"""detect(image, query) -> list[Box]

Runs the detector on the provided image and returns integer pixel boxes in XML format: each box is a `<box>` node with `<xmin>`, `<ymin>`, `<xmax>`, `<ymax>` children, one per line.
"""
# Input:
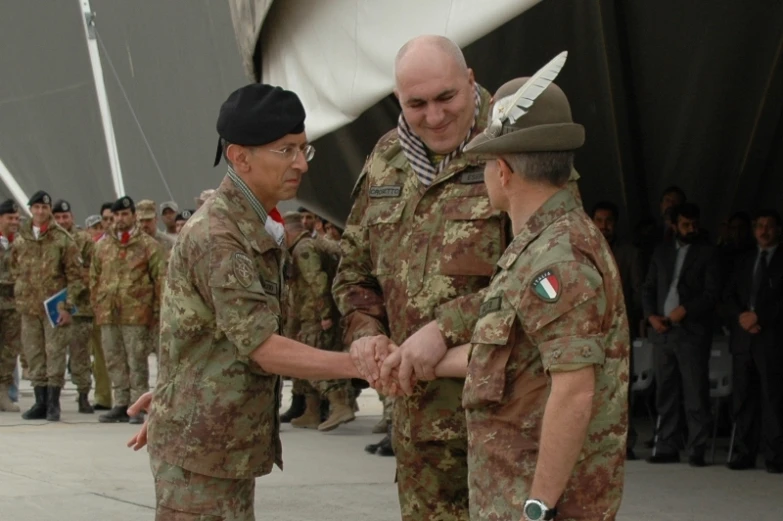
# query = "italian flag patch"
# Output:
<box><xmin>531</xmin><ymin>269</ymin><xmax>560</xmax><ymax>302</ymax></box>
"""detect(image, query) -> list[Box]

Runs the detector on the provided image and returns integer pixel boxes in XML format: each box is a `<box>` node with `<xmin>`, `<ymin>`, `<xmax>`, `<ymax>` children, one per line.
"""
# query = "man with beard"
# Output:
<box><xmin>91</xmin><ymin>196</ymin><xmax>164</xmax><ymax>424</ymax></box>
<box><xmin>159</xmin><ymin>201</ymin><xmax>179</xmax><ymax>237</ymax></box>
<box><xmin>643</xmin><ymin>202</ymin><xmax>720</xmax><ymax>466</ymax></box>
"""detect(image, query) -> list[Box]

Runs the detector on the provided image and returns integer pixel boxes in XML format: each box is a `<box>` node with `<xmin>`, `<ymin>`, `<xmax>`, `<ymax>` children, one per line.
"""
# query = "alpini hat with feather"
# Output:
<box><xmin>464</xmin><ymin>51</ymin><xmax>584</xmax><ymax>155</ymax></box>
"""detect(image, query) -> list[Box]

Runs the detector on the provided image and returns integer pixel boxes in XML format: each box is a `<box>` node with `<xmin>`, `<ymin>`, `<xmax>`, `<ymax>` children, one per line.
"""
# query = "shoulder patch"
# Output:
<box><xmin>531</xmin><ymin>269</ymin><xmax>561</xmax><ymax>303</ymax></box>
<box><xmin>232</xmin><ymin>252</ymin><xmax>255</xmax><ymax>288</ymax></box>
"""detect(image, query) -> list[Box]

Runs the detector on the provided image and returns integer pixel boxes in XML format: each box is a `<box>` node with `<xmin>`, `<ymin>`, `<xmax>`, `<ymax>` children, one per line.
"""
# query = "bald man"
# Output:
<box><xmin>333</xmin><ymin>35</ymin><xmax>506</xmax><ymax>521</ymax></box>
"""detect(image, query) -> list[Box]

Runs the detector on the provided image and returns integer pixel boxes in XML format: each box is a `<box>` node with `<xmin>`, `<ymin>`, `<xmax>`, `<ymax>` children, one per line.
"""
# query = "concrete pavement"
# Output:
<box><xmin>1</xmin><ymin>362</ymin><xmax>781</xmax><ymax>520</ymax></box>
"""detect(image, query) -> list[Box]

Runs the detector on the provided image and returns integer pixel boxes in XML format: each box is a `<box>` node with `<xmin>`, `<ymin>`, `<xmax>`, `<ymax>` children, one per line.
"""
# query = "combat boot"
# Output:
<box><xmin>318</xmin><ymin>389</ymin><xmax>356</xmax><ymax>432</ymax></box>
<box><xmin>0</xmin><ymin>385</ymin><xmax>20</xmax><ymax>412</ymax></box>
<box><xmin>22</xmin><ymin>386</ymin><xmax>47</xmax><ymax>420</ymax></box>
<box><xmin>280</xmin><ymin>392</ymin><xmax>305</xmax><ymax>423</ymax></box>
<box><xmin>129</xmin><ymin>412</ymin><xmax>145</xmax><ymax>425</ymax></box>
<box><xmin>46</xmin><ymin>386</ymin><xmax>61</xmax><ymax>422</ymax></box>
<box><xmin>78</xmin><ymin>393</ymin><xmax>94</xmax><ymax>414</ymax></box>
<box><xmin>98</xmin><ymin>405</ymin><xmax>130</xmax><ymax>423</ymax></box>
<box><xmin>290</xmin><ymin>395</ymin><xmax>321</xmax><ymax>429</ymax></box>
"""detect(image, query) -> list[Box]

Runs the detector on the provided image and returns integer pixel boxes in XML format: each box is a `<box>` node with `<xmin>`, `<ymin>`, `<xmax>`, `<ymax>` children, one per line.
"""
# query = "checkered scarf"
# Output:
<box><xmin>397</xmin><ymin>84</ymin><xmax>481</xmax><ymax>186</ymax></box>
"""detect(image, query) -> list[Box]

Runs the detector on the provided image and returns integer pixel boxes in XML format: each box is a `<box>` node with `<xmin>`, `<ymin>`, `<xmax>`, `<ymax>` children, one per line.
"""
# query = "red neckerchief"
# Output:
<box><xmin>120</xmin><ymin>231</ymin><xmax>130</xmax><ymax>245</ymax></box>
<box><xmin>269</xmin><ymin>207</ymin><xmax>284</xmax><ymax>224</ymax></box>
<box><xmin>0</xmin><ymin>232</ymin><xmax>13</xmax><ymax>243</ymax></box>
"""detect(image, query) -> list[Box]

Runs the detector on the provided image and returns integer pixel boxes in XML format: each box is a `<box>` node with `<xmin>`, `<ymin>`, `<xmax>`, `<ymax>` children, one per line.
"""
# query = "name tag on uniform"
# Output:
<box><xmin>479</xmin><ymin>296</ymin><xmax>502</xmax><ymax>318</ymax></box>
<box><xmin>262</xmin><ymin>280</ymin><xmax>278</xmax><ymax>295</ymax></box>
<box><xmin>369</xmin><ymin>185</ymin><xmax>402</xmax><ymax>198</ymax></box>
<box><xmin>459</xmin><ymin>171</ymin><xmax>484</xmax><ymax>184</ymax></box>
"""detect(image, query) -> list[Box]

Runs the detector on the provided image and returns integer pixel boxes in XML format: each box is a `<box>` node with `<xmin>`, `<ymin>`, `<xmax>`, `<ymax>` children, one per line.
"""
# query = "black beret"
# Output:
<box><xmin>52</xmin><ymin>199</ymin><xmax>72</xmax><ymax>214</ymax></box>
<box><xmin>213</xmin><ymin>83</ymin><xmax>306</xmax><ymax>166</ymax></box>
<box><xmin>297</xmin><ymin>206</ymin><xmax>309</xmax><ymax>213</ymax></box>
<box><xmin>0</xmin><ymin>199</ymin><xmax>19</xmax><ymax>215</ymax></box>
<box><xmin>28</xmin><ymin>190</ymin><xmax>52</xmax><ymax>206</ymax></box>
<box><xmin>176</xmin><ymin>209</ymin><xmax>194</xmax><ymax>221</ymax></box>
<box><xmin>111</xmin><ymin>196</ymin><xmax>135</xmax><ymax>213</ymax></box>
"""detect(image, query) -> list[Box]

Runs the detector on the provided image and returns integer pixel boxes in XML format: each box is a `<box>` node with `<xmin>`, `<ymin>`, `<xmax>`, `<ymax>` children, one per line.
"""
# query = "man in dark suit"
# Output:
<box><xmin>593</xmin><ymin>201</ymin><xmax>644</xmax><ymax>460</ymax></box>
<box><xmin>643</xmin><ymin>203</ymin><xmax>720</xmax><ymax>466</ymax></box>
<box><xmin>723</xmin><ymin>210</ymin><xmax>783</xmax><ymax>473</ymax></box>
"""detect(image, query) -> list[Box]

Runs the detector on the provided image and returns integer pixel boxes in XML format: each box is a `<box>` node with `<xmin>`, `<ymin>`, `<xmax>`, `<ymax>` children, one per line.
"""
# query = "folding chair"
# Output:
<box><xmin>708</xmin><ymin>336</ymin><xmax>736</xmax><ymax>464</ymax></box>
<box><xmin>631</xmin><ymin>338</ymin><xmax>655</xmax><ymax>422</ymax></box>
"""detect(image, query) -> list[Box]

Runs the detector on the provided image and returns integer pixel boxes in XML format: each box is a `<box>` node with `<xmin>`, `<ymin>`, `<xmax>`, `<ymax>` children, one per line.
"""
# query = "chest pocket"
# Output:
<box><xmin>463</xmin><ymin>294</ymin><xmax>517</xmax><ymax>409</ymax></box>
<box><xmin>441</xmin><ymin>196</ymin><xmax>503</xmax><ymax>277</ymax></box>
<box><xmin>363</xmin><ymin>200</ymin><xmax>406</xmax><ymax>275</ymax></box>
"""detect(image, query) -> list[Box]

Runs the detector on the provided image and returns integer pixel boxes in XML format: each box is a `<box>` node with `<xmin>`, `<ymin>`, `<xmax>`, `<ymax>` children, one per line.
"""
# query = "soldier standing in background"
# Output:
<box><xmin>194</xmin><ymin>189</ymin><xmax>215</xmax><ymax>209</ymax></box>
<box><xmin>0</xmin><ymin>199</ymin><xmax>21</xmax><ymax>412</ymax></box>
<box><xmin>159</xmin><ymin>201</ymin><xmax>179</xmax><ymax>237</ymax></box>
<box><xmin>13</xmin><ymin>191</ymin><xmax>85</xmax><ymax>422</ymax></box>
<box><xmin>282</xmin><ymin>212</ymin><xmax>355</xmax><ymax>431</ymax></box>
<box><xmin>91</xmin><ymin>196</ymin><xmax>164</xmax><ymax>425</ymax></box>
<box><xmin>174</xmin><ymin>210</ymin><xmax>193</xmax><ymax>234</ymax></box>
<box><xmin>136</xmin><ymin>200</ymin><xmax>176</xmax><ymax>259</ymax></box>
<box><xmin>84</xmin><ymin>214</ymin><xmax>112</xmax><ymax>410</ymax></box>
<box><xmin>52</xmin><ymin>200</ymin><xmax>94</xmax><ymax>413</ymax></box>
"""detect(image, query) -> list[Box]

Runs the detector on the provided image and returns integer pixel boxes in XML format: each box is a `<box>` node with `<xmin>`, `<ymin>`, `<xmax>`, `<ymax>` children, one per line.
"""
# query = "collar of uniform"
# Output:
<box><xmin>497</xmin><ymin>188</ymin><xmax>581</xmax><ymax>270</ymax></box>
<box><xmin>217</xmin><ymin>175</ymin><xmax>279</xmax><ymax>254</ymax></box>
<box><xmin>227</xmin><ymin>166</ymin><xmax>269</xmax><ymax>226</ymax></box>
<box><xmin>22</xmin><ymin>217</ymin><xmax>55</xmax><ymax>239</ymax></box>
<box><xmin>383</xmin><ymin>85</ymin><xmax>492</xmax><ymax>179</ymax></box>
<box><xmin>288</xmin><ymin>230</ymin><xmax>311</xmax><ymax>251</ymax></box>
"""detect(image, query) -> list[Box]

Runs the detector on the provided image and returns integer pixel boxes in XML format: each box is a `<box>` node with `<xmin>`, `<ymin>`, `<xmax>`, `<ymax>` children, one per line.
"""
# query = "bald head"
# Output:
<box><xmin>394</xmin><ymin>35</ymin><xmax>468</xmax><ymax>86</ymax></box>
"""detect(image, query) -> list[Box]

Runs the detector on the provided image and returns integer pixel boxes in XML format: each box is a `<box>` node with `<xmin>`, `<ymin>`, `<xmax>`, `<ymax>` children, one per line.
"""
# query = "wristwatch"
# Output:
<box><xmin>523</xmin><ymin>499</ymin><xmax>557</xmax><ymax>521</ymax></box>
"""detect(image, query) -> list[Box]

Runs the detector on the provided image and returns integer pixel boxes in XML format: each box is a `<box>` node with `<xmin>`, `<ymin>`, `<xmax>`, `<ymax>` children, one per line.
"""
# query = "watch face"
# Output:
<box><xmin>525</xmin><ymin>502</ymin><xmax>543</xmax><ymax>520</ymax></box>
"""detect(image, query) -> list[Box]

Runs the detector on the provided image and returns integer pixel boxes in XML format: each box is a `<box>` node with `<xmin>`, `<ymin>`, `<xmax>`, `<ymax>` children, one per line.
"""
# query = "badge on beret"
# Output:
<box><xmin>531</xmin><ymin>269</ymin><xmax>560</xmax><ymax>303</ymax></box>
<box><xmin>182</xmin><ymin>210</ymin><xmax>191</xmax><ymax>219</ymax></box>
<box><xmin>232</xmin><ymin>252</ymin><xmax>255</xmax><ymax>288</ymax></box>
<box><xmin>123</xmin><ymin>198</ymin><xmax>130</xmax><ymax>208</ymax></box>
<box><xmin>62</xmin><ymin>202</ymin><xmax>69</xmax><ymax>211</ymax></box>
<box><xmin>43</xmin><ymin>195</ymin><xmax>51</xmax><ymax>205</ymax></box>
<box><xmin>11</xmin><ymin>203</ymin><xmax>18</xmax><ymax>212</ymax></box>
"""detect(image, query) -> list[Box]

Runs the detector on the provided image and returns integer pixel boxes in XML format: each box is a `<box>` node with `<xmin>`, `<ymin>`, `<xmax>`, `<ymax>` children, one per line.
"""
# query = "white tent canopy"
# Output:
<box><xmin>229</xmin><ymin>0</ymin><xmax>541</xmax><ymax>141</ymax></box>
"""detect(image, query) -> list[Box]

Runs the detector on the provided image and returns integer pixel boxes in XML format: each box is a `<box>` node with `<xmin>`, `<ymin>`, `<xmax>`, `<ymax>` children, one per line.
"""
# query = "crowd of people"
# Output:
<box><xmin>1</xmin><ymin>33</ymin><xmax>781</xmax><ymax>521</ymax></box>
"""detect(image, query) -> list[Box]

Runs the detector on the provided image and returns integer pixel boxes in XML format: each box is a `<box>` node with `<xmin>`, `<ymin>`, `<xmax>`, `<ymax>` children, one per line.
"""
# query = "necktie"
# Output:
<box><xmin>750</xmin><ymin>250</ymin><xmax>768</xmax><ymax>310</ymax></box>
<box><xmin>121</xmin><ymin>231</ymin><xmax>130</xmax><ymax>245</ymax></box>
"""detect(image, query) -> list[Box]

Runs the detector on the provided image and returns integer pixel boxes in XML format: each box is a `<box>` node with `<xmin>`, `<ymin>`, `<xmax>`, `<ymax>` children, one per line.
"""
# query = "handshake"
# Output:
<box><xmin>349</xmin><ymin>321</ymin><xmax>451</xmax><ymax>396</ymax></box>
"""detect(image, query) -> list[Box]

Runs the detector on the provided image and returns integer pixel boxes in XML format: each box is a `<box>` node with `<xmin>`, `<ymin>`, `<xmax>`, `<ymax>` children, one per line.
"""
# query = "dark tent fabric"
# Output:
<box><xmin>281</xmin><ymin>0</ymin><xmax>783</xmax><ymax>238</ymax></box>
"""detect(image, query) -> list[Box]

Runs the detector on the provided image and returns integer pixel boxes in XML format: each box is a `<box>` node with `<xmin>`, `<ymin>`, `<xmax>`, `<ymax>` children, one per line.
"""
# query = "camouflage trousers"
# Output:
<box><xmin>92</xmin><ymin>323</ymin><xmax>112</xmax><ymax>407</ymax></box>
<box><xmin>20</xmin><ymin>314</ymin><xmax>69</xmax><ymax>388</ymax></box>
<box><xmin>393</xmin><ymin>434</ymin><xmax>469</xmax><ymax>521</ymax></box>
<box><xmin>0</xmin><ymin>309</ymin><xmax>21</xmax><ymax>386</ymax></box>
<box><xmin>292</xmin><ymin>324</ymin><xmax>349</xmax><ymax>397</ymax></box>
<box><xmin>65</xmin><ymin>317</ymin><xmax>93</xmax><ymax>393</ymax></box>
<box><xmin>101</xmin><ymin>325</ymin><xmax>150</xmax><ymax>406</ymax></box>
<box><xmin>151</xmin><ymin>456</ymin><xmax>255</xmax><ymax>521</ymax></box>
<box><xmin>382</xmin><ymin>394</ymin><xmax>395</xmax><ymax>422</ymax></box>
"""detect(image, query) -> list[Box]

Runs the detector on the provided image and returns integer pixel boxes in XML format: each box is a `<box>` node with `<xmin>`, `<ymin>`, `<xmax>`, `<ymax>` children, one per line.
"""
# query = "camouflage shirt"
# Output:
<box><xmin>11</xmin><ymin>219</ymin><xmax>85</xmax><ymax>317</ymax></box>
<box><xmin>90</xmin><ymin>227</ymin><xmax>163</xmax><ymax>326</ymax></box>
<box><xmin>285</xmin><ymin>231</ymin><xmax>338</xmax><ymax>336</ymax></box>
<box><xmin>332</xmin><ymin>86</ymin><xmax>512</xmax><ymax>442</ymax></box>
<box><xmin>69</xmin><ymin>227</ymin><xmax>95</xmax><ymax>317</ymax></box>
<box><xmin>0</xmin><ymin>233</ymin><xmax>15</xmax><ymax>310</ymax></box>
<box><xmin>147</xmin><ymin>175</ymin><xmax>285</xmax><ymax>480</ymax></box>
<box><xmin>463</xmin><ymin>189</ymin><xmax>629</xmax><ymax>521</ymax></box>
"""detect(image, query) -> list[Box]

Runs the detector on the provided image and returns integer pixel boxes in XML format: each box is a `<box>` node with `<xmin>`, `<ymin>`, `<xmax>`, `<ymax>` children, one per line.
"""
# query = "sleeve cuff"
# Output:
<box><xmin>540</xmin><ymin>336</ymin><xmax>605</xmax><ymax>373</ymax></box>
<box><xmin>434</xmin><ymin>295</ymin><xmax>477</xmax><ymax>347</ymax></box>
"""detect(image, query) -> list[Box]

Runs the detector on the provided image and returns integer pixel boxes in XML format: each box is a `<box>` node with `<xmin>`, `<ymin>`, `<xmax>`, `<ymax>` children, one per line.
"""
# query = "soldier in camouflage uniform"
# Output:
<box><xmin>0</xmin><ymin>199</ymin><xmax>22</xmax><ymax>412</ymax></box>
<box><xmin>136</xmin><ymin>199</ymin><xmax>176</xmax><ymax>359</ymax></box>
<box><xmin>91</xmin><ymin>196</ymin><xmax>164</xmax><ymax>425</ymax></box>
<box><xmin>381</xmin><ymin>66</ymin><xmax>630</xmax><ymax>521</ymax></box>
<box><xmin>52</xmin><ymin>199</ymin><xmax>94</xmax><ymax>413</ymax></box>
<box><xmin>127</xmin><ymin>84</ymin><xmax>361</xmax><ymax>521</ymax></box>
<box><xmin>282</xmin><ymin>212</ymin><xmax>354</xmax><ymax>431</ymax></box>
<box><xmin>12</xmin><ymin>191</ymin><xmax>86</xmax><ymax>422</ymax></box>
<box><xmin>85</xmin><ymin>214</ymin><xmax>113</xmax><ymax>410</ymax></box>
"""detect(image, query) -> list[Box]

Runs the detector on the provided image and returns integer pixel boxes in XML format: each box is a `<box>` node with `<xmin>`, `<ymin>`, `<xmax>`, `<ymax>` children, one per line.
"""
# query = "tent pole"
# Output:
<box><xmin>0</xmin><ymin>157</ymin><xmax>31</xmax><ymax>216</ymax></box>
<box><xmin>79</xmin><ymin>0</ymin><xmax>125</xmax><ymax>198</ymax></box>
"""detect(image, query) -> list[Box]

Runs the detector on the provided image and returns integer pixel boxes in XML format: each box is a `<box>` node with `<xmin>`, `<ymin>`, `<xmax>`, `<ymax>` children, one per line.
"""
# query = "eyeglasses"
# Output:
<box><xmin>266</xmin><ymin>144</ymin><xmax>316</xmax><ymax>163</ymax></box>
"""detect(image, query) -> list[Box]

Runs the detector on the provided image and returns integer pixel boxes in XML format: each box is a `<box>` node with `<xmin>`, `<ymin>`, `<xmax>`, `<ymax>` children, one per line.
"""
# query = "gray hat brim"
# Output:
<box><xmin>464</xmin><ymin>123</ymin><xmax>585</xmax><ymax>155</ymax></box>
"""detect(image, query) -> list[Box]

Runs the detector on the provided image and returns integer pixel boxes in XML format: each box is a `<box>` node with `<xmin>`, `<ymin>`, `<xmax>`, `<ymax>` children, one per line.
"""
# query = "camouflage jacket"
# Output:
<box><xmin>463</xmin><ymin>189</ymin><xmax>629</xmax><ymax>521</ymax></box>
<box><xmin>0</xmin><ymin>233</ymin><xmax>15</xmax><ymax>310</ymax></box>
<box><xmin>70</xmin><ymin>228</ymin><xmax>95</xmax><ymax>317</ymax></box>
<box><xmin>332</xmin><ymin>86</ymin><xmax>512</xmax><ymax>443</ymax></box>
<box><xmin>285</xmin><ymin>231</ymin><xmax>338</xmax><ymax>338</ymax></box>
<box><xmin>11</xmin><ymin>219</ymin><xmax>85</xmax><ymax>318</ymax></box>
<box><xmin>90</xmin><ymin>227</ymin><xmax>163</xmax><ymax>326</ymax></box>
<box><xmin>148</xmin><ymin>175</ymin><xmax>285</xmax><ymax>480</ymax></box>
